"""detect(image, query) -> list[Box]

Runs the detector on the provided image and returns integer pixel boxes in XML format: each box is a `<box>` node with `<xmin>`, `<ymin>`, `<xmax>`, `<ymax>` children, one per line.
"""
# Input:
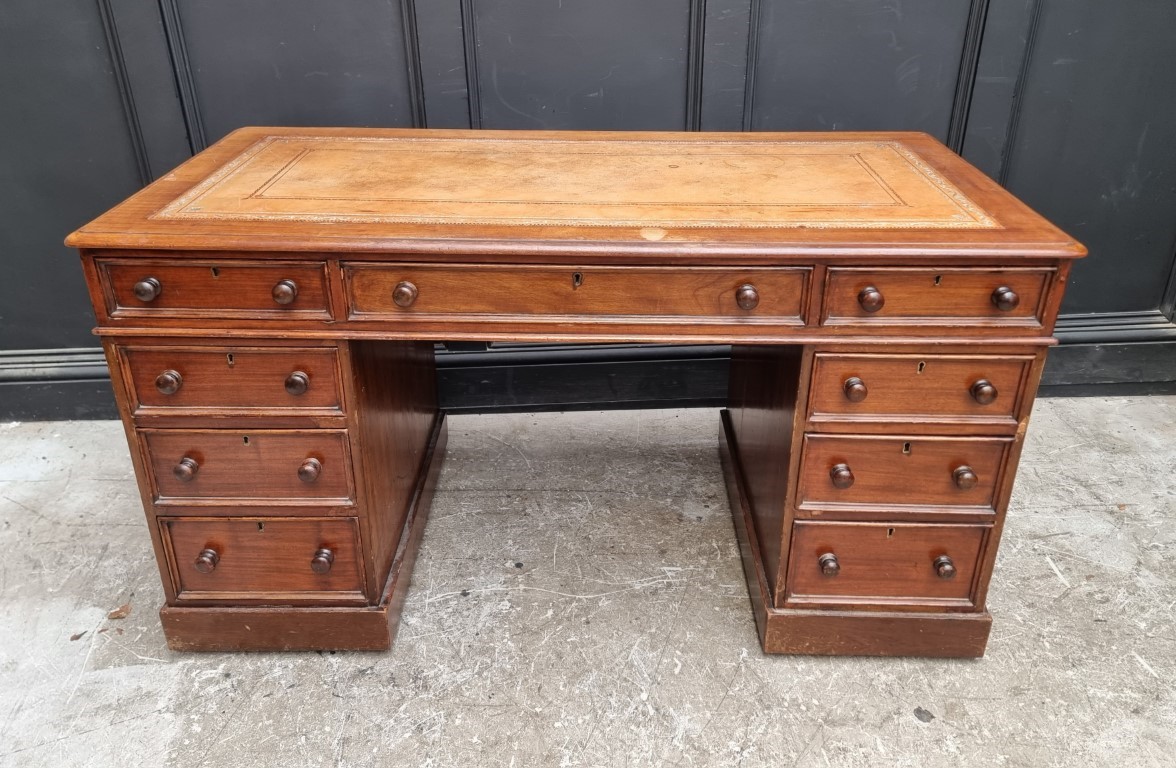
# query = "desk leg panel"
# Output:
<box><xmin>343</xmin><ymin>339</ymin><xmax>439</xmax><ymax>603</ymax></box>
<box><xmin>725</xmin><ymin>345</ymin><xmax>806</xmax><ymax>605</ymax></box>
<box><xmin>160</xmin><ymin>412</ymin><xmax>447</xmax><ymax>652</ymax></box>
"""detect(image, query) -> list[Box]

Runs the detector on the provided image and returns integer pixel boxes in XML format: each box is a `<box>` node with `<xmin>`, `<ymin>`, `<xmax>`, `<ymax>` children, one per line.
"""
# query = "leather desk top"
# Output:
<box><xmin>67</xmin><ymin>128</ymin><xmax>1084</xmax><ymax>261</ymax></box>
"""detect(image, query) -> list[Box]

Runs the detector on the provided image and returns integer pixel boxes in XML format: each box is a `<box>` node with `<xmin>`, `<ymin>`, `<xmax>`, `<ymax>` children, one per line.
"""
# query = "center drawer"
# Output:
<box><xmin>797</xmin><ymin>434</ymin><xmax>1011</xmax><ymax>512</ymax></box>
<box><xmin>141</xmin><ymin>429</ymin><xmax>354</xmax><ymax>503</ymax></box>
<box><xmin>344</xmin><ymin>264</ymin><xmax>810</xmax><ymax>323</ymax></box>
<box><xmin>161</xmin><ymin>517</ymin><xmax>365</xmax><ymax>604</ymax></box>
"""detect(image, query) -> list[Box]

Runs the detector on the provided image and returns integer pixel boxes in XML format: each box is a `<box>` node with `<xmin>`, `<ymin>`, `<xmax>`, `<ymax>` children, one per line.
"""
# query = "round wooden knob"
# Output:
<box><xmin>735</xmin><ymin>284</ymin><xmax>760</xmax><ymax>311</ymax></box>
<box><xmin>818</xmin><ymin>552</ymin><xmax>840</xmax><ymax>577</ymax></box>
<box><xmin>272</xmin><ymin>279</ymin><xmax>298</xmax><ymax>305</ymax></box>
<box><xmin>298</xmin><ymin>457</ymin><xmax>322</xmax><ymax>483</ymax></box>
<box><xmin>173</xmin><ymin>456</ymin><xmax>199</xmax><ymax>482</ymax></box>
<box><xmin>858</xmin><ymin>285</ymin><xmax>885</xmax><ymax>312</ymax></box>
<box><xmin>934</xmin><ymin>554</ymin><xmax>957</xmax><ymax>580</ymax></box>
<box><xmin>970</xmin><ymin>379</ymin><xmax>998</xmax><ymax>405</ymax></box>
<box><xmin>843</xmin><ymin>376</ymin><xmax>868</xmax><ymax>402</ymax></box>
<box><xmin>393</xmin><ymin>281</ymin><xmax>419</xmax><ymax>308</ymax></box>
<box><xmin>310</xmin><ymin>547</ymin><xmax>335</xmax><ymax>575</ymax></box>
<box><xmin>953</xmin><ymin>465</ymin><xmax>978</xmax><ymax>490</ymax></box>
<box><xmin>154</xmin><ymin>369</ymin><xmax>183</xmax><ymax>395</ymax></box>
<box><xmin>194</xmin><ymin>548</ymin><xmax>220</xmax><ymax>574</ymax></box>
<box><xmin>991</xmin><ymin>285</ymin><xmax>1019</xmax><ymax>311</ymax></box>
<box><xmin>133</xmin><ymin>277</ymin><xmax>161</xmax><ymax>303</ymax></box>
<box><xmin>284</xmin><ymin>371</ymin><xmax>310</xmax><ymax>396</ymax></box>
<box><xmin>829</xmin><ymin>463</ymin><xmax>854</xmax><ymax>489</ymax></box>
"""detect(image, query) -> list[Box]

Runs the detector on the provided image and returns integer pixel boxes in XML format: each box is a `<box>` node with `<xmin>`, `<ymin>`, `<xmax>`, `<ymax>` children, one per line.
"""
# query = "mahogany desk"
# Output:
<box><xmin>67</xmin><ymin>128</ymin><xmax>1084</xmax><ymax>657</ymax></box>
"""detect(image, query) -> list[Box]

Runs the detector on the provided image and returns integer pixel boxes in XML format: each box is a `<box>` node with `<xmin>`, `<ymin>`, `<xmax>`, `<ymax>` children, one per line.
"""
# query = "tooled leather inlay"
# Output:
<box><xmin>152</xmin><ymin>135</ymin><xmax>999</xmax><ymax>230</ymax></box>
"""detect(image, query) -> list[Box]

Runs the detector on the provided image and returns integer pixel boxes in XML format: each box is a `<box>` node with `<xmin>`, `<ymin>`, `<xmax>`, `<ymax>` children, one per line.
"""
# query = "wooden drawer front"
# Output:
<box><xmin>786</xmin><ymin>522</ymin><xmax>987</xmax><ymax>608</ymax></box>
<box><xmin>822</xmin><ymin>268</ymin><xmax>1051</xmax><ymax>328</ymax></box>
<box><xmin>98</xmin><ymin>259</ymin><xmax>331</xmax><ymax>319</ymax></box>
<box><xmin>798</xmin><ymin>435</ymin><xmax>1010</xmax><ymax>511</ymax></box>
<box><xmin>123</xmin><ymin>346</ymin><xmax>342</xmax><ymax>414</ymax></box>
<box><xmin>163</xmin><ymin>517</ymin><xmax>365</xmax><ymax>603</ymax></box>
<box><xmin>143</xmin><ymin>430</ymin><xmax>353</xmax><ymax>502</ymax></box>
<box><xmin>808</xmin><ymin>353</ymin><xmax>1032</xmax><ymax>429</ymax></box>
<box><xmin>345</xmin><ymin>264</ymin><xmax>809</xmax><ymax>323</ymax></box>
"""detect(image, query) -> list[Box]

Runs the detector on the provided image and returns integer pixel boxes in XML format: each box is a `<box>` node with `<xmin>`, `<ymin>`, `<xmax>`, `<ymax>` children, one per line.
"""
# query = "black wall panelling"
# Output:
<box><xmin>0</xmin><ymin>0</ymin><xmax>148</xmax><ymax>351</ymax></box>
<box><xmin>746</xmin><ymin>0</ymin><xmax>977</xmax><ymax>139</ymax></box>
<box><xmin>462</xmin><ymin>0</ymin><xmax>698</xmax><ymax>130</ymax></box>
<box><xmin>158</xmin><ymin>0</ymin><xmax>206</xmax><ymax>152</ymax></box>
<box><xmin>106</xmin><ymin>0</ymin><xmax>192</xmax><ymax>175</ymax></box>
<box><xmin>168</xmin><ymin>0</ymin><xmax>418</xmax><ymax>145</ymax></box>
<box><xmin>701</xmin><ymin>0</ymin><xmax>752</xmax><ymax>132</ymax></box>
<box><xmin>959</xmin><ymin>0</ymin><xmax>1040</xmax><ymax>181</ymax></box>
<box><xmin>994</xmin><ymin>2</ymin><xmax>1176</xmax><ymax>322</ymax></box>
<box><xmin>95</xmin><ymin>0</ymin><xmax>151</xmax><ymax>184</ymax></box>
<box><xmin>2</xmin><ymin>0</ymin><xmax>1174</xmax><ymax>419</ymax></box>
<box><xmin>399</xmin><ymin>0</ymin><xmax>427</xmax><ymax>127</ymax></box>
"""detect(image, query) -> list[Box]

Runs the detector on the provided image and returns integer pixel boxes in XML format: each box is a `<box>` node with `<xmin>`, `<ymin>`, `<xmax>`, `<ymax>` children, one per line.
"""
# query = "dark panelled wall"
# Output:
<box><xmin>2</xmin><ymin>0</ymin><xmax>1174</xmax><ymax>418</ymax></box>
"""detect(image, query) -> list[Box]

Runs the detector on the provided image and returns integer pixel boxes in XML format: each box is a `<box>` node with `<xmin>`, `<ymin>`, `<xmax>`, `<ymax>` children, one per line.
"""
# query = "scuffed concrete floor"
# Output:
<box><xmin>0</xmin><ymin>397</ymin><xmax>1173</xmax><ymax>767</ymax></box>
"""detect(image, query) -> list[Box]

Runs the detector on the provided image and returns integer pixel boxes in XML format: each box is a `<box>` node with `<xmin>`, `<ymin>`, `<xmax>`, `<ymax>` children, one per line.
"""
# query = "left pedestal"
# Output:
<box><xmin>103</xmin><ymin>338</ymin><xmax>443</xmax><ymax>652</ymax></box>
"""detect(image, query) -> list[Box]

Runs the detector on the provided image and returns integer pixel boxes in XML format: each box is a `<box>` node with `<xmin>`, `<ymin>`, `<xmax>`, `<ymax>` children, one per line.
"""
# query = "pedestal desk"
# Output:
<box><xmin>67</xmin><ymin>128</ymin><xmax>1084</xmax><ymax>657</ymax></box>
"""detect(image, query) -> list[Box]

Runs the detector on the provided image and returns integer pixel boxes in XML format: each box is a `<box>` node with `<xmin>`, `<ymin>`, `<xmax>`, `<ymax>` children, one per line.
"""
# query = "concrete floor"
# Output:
<box><xmin>0</xmin><ymin>396</ymin><xmax>1173</xmax><ymax>767</ymax></box>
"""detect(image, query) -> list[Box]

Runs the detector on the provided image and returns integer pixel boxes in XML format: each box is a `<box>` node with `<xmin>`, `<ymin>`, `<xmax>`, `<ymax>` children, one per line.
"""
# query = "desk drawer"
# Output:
<box><xmin>822</xmin><ymin>268</ymin><xmax>1051</xmax><ymax>328</ymax></box>
<box><xmin>344</xmin><ymin>264</ymin><xmax>809</xmax><ymax>323</ymax></box>
<box><xmin>785</xmin><ymin>521</ymin><xmax>987</xmax><ymax>609</ymax></box>
<box><xmin>162</xmin><ymin>517</ymin><xmax>365</xmax><ymax>603</ymax></box>
<box><xmin>142</xmin><ymin>429</ymin><xmax>354</xmax><ymax>503</ymax></box>
<box><xmin>121</xmin><ymin>345</ymin><xmax>343</xmax><ymax>415</ymax></box>
<box><xmin>97</xmin><ymin>259</ymin><xmax>331</xmax><ymax>319</ymax></box>
<box><xmin>808</xmin><ymin>352</ymin><xmax>1033</xmax><ymax>430</ymax></box>
<box><xmin>798</xmin><ymin>434</ymin><xmax>1010</xmax><ymax>511</ymax></box>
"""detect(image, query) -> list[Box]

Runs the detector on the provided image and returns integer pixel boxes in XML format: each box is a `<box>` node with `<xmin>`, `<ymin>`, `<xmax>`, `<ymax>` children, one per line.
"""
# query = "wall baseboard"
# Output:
<box><xmin>0</xmin><ymin>349</ymin><xmax>119</xmax><ymax>421</ymax></box>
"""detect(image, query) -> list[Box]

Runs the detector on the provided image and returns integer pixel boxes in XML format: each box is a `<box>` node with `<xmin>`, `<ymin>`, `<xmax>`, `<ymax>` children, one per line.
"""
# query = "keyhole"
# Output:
<box><xmin>257</xmin><ymin>522</ymin><xmax>265</xmax><ymax>531</ymax></box>
<box><xmin>226</xmin><ymin>353</ymin><xmax>235</xmax><ymax>367</ymax></box>
<box><xmin>572</xmin><ymin>272</ymin><xmax>584</xmax><ymax>289</ymax></box>
<box><xmin>902</xmin><ymin>442</ymin><xmax>911</xmax><ymax>455</ymax></box>
<box><xmin>887</xmin><ymin>527</ymin><xmax>895</xmax><ymax>538</ymax></box>
<box><xmin>933</xmin><ymin>275</ymin><xmax>942</xmax><ymax>286</ymax></box>
<box><xmin>242</xmin><ymin>436</ymin><xmax>250</xmax><ymax>446</ymax></box>
<box><xmin>211</xmin><ymin>267</ymin><xmax>220</xmax><ymax>278</ymax></box>
<box><xmin>917</xmin><ymin>361</ymin><xmax>926</xmax><ymax>374</ymax></box>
